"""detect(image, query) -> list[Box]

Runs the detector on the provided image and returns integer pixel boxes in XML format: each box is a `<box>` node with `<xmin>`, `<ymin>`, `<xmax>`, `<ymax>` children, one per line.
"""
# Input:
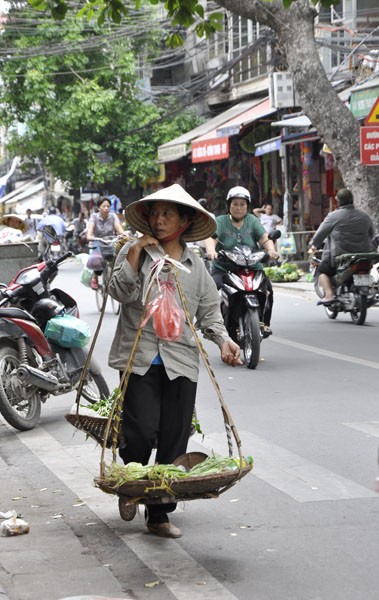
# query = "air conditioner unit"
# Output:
<box><xmin>269</xmin><ymin>72</ymin><xmax>297</xmax><ymax>108</ymax></box>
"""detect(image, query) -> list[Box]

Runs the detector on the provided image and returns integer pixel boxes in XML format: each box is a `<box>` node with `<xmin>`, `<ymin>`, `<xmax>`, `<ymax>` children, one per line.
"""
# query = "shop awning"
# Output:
<box><xmin>191</xmin><ymin>97</ymin><xmax>276</xmax><ymax>163</ymax></box>
<box><xmin>8</xmin><ymin>180</ymin><xmax>46</xmax><ymax>213</ymax></box>
<box><xmin>271</xmin><ymin>115</ymin><xmax>312</xmax><ymax>128</ymax></box>
<box><xmin>281</xmin><ymin>129</ymin><xmax>320</xmax><ymax>145</ymax></box>
<box><xmin>255</xmin><ymin>136</ymin><xmax>281</xmax><ymax>156</ymax></box>
<box><xmin>157</xmin><ymin>101</ymin><xmax>254</xmax><ymax>163</ymax></box>
<box><xmin>216</xmin><ymin>97</ymin><xmax>275</xmax><ymax>137</ymax></box>
<box><xmin>0</xmin><ymin>177</ymin><xmax>43</xmax><ymax>206</ymax></box>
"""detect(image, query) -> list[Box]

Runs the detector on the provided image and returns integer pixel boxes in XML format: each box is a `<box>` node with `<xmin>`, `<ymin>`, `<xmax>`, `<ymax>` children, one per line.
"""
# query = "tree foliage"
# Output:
<box><xmin>19</xmin><ymin>0</ymin><xmax>379</xmax><ymax>217</ymax></box>
<box><xmin>0</xmin><ymin>4</ymin><xmax>201</xmax><ymax>190</ymax></box>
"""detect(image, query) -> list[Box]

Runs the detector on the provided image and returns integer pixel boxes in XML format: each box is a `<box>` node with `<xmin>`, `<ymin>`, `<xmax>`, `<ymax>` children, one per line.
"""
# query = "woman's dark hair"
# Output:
<box><xmin>97</xmin><ymin>196</ymin><xmax>111</xmax><ymax>208</ymax></box>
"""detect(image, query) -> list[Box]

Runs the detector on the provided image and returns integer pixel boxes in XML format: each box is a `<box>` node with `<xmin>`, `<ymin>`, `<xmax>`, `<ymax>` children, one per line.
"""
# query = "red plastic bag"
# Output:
<box><xmin>141</xmin><ymin>281</ymin><xmax>184</xmax><ymax>342</ymax></box>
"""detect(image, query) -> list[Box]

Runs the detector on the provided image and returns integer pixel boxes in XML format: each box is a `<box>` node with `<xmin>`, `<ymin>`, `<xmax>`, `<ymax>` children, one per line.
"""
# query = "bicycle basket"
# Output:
<box><xmin>99</xmin><ymin>244</ymin><xmax>115</xmax><ymax>260</ymax></box>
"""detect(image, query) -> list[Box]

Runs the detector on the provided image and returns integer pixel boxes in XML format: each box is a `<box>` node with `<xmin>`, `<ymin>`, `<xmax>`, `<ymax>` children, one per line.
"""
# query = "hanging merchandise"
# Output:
<box><xmin>140</xmin><ymin>255</ymin><xmax>190</xmax><ymax>342</ymax></box>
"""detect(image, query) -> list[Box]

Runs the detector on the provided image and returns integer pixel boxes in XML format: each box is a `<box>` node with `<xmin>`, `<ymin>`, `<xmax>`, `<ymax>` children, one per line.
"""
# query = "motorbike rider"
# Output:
<box><xmin>205</xmin><ymin>186</ymin><xmax>278</xmax><ymax>336</ymax></box>
<box><xmin>309</xmin><ymin>188</ymin><xmax>376</xmax><ymax>306</ymax></box>
<box><xmin>37</xmin><ymin>208</ymin><xmax>67</xmax><ymax>260</ymax></box>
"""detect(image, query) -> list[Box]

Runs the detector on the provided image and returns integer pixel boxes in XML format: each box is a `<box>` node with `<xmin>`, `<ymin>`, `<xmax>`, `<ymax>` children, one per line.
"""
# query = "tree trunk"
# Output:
<box><xmin>218</xmin><ymin>0</ymin><xmax>379</xmax><ymax>223</ymax></box>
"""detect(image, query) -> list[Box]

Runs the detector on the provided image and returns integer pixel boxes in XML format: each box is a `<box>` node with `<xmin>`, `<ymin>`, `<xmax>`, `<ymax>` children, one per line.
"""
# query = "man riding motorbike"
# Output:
<box><xmin>309</xmin><ymin>188</ymin><xmax>376</xmax><ymax>306</ymax></box>
<box><xmin>205</xmin><ymin>186</ymin><xmax>278</xmax><ymax>336</ymax></box>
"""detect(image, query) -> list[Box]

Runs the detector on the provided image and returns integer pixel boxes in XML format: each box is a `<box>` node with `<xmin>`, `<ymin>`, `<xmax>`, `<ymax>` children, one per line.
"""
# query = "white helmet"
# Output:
<box><xmin>226</xmin><ymin>186</ymin><xmax>251</xmax><ymax>204</ymax></box>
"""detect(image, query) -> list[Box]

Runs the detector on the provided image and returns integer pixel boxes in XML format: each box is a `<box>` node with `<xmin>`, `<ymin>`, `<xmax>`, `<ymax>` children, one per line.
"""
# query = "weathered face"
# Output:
<box><xmin>229</xmin><ymin>198</ymin><xmax>248</xmax><ymax>221</ymax></box>
<box><xmin>8</xmin><ymin>217</ymin><xmax>23</xmax><ymax>229</ymax></box>
<box><xmin>148</xmin><ymin>201</ymin><xmax>187</xmax><ymax>241</ymax></box>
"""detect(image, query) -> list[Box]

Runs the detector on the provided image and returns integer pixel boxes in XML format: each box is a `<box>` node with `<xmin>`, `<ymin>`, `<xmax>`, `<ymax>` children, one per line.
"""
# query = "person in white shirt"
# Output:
<box><xmin>253</xmin><ymin>204</ymin><xmax>282</xmax><ymax>234</ymax></box>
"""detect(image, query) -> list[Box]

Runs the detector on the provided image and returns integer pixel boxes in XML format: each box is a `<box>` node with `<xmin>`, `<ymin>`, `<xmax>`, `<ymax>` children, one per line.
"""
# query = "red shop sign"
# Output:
<box><xmin>191</xmin><ymin>137</ymin><xmax>229</xmax><ymax>163</ymax></box>
<box><xmin>360</xmin><ymin>126</ymin><xmax>379</xmax><ymax>166</ymax></box>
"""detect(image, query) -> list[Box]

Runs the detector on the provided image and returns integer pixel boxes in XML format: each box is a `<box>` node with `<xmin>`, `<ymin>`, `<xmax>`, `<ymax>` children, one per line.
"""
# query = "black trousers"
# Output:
<box><xmin>119</xmin><ymin>365</ymin><xmax>197</xmax><ymax>524</ymax></box>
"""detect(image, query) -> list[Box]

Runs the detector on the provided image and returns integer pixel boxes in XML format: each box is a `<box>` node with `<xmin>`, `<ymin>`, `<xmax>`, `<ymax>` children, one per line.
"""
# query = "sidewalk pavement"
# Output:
<box><xmin>0</xmin><ymin>277</ymin><xmax>315</xmax><ymax>600</ymax></box>
<box><xmin>271</xmin><ymin>278</ymin><xmax>315</xmax><ymax>295</ymax></box>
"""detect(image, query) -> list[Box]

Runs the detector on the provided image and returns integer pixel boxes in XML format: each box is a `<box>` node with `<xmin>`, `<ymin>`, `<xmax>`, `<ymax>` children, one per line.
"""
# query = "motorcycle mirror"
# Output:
<box><xmin>268</xmin><ymin>229</ymin><xmax>281</xmax><ymax>241</ymax></box>
<box><xmin>42</xmin><ymin>225</ymin><xmax>57</xmax><ymax>244</ymax></box>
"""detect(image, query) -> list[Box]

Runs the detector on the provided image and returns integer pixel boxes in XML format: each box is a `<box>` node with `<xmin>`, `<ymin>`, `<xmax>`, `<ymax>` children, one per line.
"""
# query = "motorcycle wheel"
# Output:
<box><xmin>350</xmin><ymin>294</ymin><xmax>367</xmax><ymax>325</ymax></box>
<box><xmin>0</xmin><ymin>346</ymin><xmax>41</xmax><ymax>431</ymax></box>
<box><xmin>81</xmin><ymin>371</ymin><xmax>110</xmax><ymax>404</ymax></box>
<box><xmin>242</xmin><ymin>311</ymin><xmax>261</xmax><ymax>370</ymax></box>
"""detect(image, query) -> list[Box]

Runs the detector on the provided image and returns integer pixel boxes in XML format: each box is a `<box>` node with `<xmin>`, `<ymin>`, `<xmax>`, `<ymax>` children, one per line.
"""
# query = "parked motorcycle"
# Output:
<box><xmin>65</xmin><ymin>223</ymin><xmax>88</xmax><ymax>255</ymax></box>
<box><xmin>0</xmin><ymin>226</ymin><xmax>109</xmax><ymax>431</ymax></box>
<box><xmin>217</xmin><ymin>230</ymin><xmax>281</xmax><ymax>369</ymax></box>
<box><xmin>310</xmin><ymin>249</ymin><xmax>379</xmax><ymax>325</ymax></box>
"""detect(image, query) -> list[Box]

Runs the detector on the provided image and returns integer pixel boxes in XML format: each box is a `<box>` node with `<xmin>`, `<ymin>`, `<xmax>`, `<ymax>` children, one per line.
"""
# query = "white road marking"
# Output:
<box><xmin>192</xmin><ymin>431</ymin><xmax>377</xmax><ymax>502</ymax></box>
<box><xmin>344</xmin><ymin>421</ymin><xmax>379</xmax><ymax>438</ymax></box>
<box><xmin>19</xmin><ymin>428</ymin><xmax>239</xmax><ymax>600</ymax></box>
<box><xmin>272</xmin><ymin>336</ymin><xmax>379</xmax><ymax>370</ymax></box>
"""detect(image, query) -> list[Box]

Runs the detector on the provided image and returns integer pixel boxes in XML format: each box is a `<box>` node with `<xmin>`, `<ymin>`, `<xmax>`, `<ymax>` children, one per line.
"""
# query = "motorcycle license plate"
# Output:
<box><xmin>52</xmin><ymin>244</ymin><xmax>61</xmax><ymax>252</ymax></box>
<box><xmin>353</xmin><ymin>274</ymin><xmax>373</xmax><ymax>286</ymax></box>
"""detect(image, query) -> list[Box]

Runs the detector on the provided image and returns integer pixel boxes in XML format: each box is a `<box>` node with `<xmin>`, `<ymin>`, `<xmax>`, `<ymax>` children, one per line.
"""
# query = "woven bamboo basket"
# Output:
<box><xmin>94</xmin><ymin>457</ymin><xmax>252</xmax><ymax>504</ymax></box>
<box><xmin>65</xmin><ymin>413</ymin><xmax>116</xmax><ymax>448</ymax></box>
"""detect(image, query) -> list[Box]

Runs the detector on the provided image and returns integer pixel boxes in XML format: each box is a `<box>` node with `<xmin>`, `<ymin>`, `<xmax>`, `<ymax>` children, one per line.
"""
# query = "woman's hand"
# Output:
<box><xmin>131</xmin><ymin>234</ymin><xmax>159</xmax><ymax>249</ymax></box>
<box><xmin>207</xmin><ymin>249</ymin><xmax>218</xmax><ymax>261</ymax></box>
<box><xmin>268</xmin><ymin>249</ymin><xmax>278</xmax><ymax>260</ymax></box>
<box><xmin>126</xmin><ymin>234</ymin><xmax>159</xmax><ymax>271</ymax></box>
<box><xmin>220</xmin><ymin>341</ymin><xmax>243</xmax><ymax>366</ymax></box>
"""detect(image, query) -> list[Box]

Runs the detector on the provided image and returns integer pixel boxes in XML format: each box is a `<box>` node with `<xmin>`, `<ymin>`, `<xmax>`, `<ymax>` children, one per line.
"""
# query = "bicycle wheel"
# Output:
<box><xmin>103</xmin><ymin>261</ymin><xmax>120</xmax><ymax>315</ymax></box>
<box><xmin>110</xmin><ymin>297</ymin><xmax>120</xmax><ymax>315</ymax></box>
<box><xmin>95</xmin><ymin>281</ymin><xmax>105</xmax><ymax>312</ymax></box>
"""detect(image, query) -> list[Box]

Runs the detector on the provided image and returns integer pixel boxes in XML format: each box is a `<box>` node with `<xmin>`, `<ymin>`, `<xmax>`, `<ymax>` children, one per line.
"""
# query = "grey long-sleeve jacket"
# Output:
<box><xmin>107</xmin><ymin>241</ymin><xmax>232</xmax><ymax>382</ymax></box>
<box><xmin>311</xmin><ymin>204</ymin><xmax>375</xmax><ymax>265</ymax></box>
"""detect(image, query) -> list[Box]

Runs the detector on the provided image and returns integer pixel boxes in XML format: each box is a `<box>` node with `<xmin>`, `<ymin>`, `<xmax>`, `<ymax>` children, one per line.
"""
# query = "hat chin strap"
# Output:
<box><xmin>158</xmin><ymin>221</ymin><xmax>192</xmax><ymax>243</ymax></box>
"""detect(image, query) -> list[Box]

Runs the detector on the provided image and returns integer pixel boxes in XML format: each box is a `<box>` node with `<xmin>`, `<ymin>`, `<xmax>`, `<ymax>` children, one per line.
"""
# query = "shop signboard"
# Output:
<box><xmin>350</xmin><ymin>86</ymin><xmax>379</xmax><ymax>119</ymax></box>
<box><xmin>360</xmin><ymin>126</ymin><xmax>379</xmax><ymax>166</ymax></box>
<box><xmin>157</xmin><ymin>143</ymin><xmax>188</xmax><ymax>163</ymax></box>
<box><xmin>191</xmin><ymin>137</ymin><xmax>229</xmax><ymax>163</ymax></box>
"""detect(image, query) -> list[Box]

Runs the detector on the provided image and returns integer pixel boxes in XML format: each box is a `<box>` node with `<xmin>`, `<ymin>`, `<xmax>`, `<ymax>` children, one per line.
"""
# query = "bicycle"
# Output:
<box><xmin>89</xmin><ymin>238</ymin><xmax>120</xmax><ymax>315</ymax></box>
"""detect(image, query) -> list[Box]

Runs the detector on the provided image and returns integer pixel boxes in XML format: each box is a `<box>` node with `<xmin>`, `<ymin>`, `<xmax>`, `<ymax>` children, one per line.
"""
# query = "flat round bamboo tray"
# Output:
<box><xmin>65</xmin><ymin>413</ymin><xmax>116</xmax><ymax>448</ymax></box>
<box><xmin>94</xmin><ymin>463</ymin><xmax>252</xmax><ymax>504</ymax></box>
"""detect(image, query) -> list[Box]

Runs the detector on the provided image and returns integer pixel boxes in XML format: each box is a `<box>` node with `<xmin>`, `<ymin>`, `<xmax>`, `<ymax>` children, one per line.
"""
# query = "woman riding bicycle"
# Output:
<box><xmin>86</xmin><ymin>196</ymin><xmax>125</xmax><ymax>289</ymax></box>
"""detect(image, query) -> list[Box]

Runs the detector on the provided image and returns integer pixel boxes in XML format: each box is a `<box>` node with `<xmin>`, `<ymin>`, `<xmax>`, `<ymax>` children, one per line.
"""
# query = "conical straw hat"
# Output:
<box><xmin>124</xmin><ymin>184</ymin><xmax>216</xmax><ymax>242</ymax></box>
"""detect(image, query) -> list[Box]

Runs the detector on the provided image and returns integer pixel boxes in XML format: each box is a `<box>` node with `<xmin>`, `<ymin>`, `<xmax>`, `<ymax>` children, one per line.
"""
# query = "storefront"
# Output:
<box><xmin>188</xmin><ymin>97</ymin><xmax>278</xmax><ymax>214</ymax></box>
<box><xmin>156</xmin><ymin>98</ymin><xmax>278</xmax><ymax>210</ymax></box>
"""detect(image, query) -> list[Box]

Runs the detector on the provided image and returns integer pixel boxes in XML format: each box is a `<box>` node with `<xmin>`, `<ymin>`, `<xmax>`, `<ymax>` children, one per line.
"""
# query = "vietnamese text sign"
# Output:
<box><xmin>191</xmin><ymin>137</ymin><xmax>229</xmax><ymax>163</ymax></box>
<box><xmin>360</xmin><ymin>126</ymin><xmax>379</xmax><ymax>166</ymax></box>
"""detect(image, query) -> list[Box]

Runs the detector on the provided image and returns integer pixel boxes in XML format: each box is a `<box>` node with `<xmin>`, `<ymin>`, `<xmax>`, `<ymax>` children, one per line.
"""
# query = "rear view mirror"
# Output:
<box><xmin>268</xmin><ymin>229</ymin><xmax>281</xmax><ymax>241</ymax></box>
<box><xmin>42</xmin><ymin>225</ymin><xmax>57</xmax><ymax>244</ymax></box>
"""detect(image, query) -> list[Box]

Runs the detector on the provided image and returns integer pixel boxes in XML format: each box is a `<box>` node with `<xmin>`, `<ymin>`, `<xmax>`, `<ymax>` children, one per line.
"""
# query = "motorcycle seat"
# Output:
<box><xmin>0</xmin><ymin>307</ymin><xmax>37</xmax><ymax>322</ymax></box>
<box><xmin>336</xmin><ymin>252</ymin><xmax>378</xmax><ymax>265</ymax></box>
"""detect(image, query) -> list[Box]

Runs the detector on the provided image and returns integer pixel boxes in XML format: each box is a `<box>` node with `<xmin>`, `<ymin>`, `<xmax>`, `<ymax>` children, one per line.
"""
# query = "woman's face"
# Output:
<box><xmin>99</xmin><ymin>200</ymin><xmax>111</xmax><ymax>215</ymax></box>
<box><xmin>229</xmin><ymin>198</ymin><xmax>249</xmax><ymax>221</ymax></box>
<box><xmin>148</xmin><ymin>201</ymin><xmax>187</xmax><ymax>241</ymax></box>
<box><xmin>7</xmin><ymin>217</ymin><xmax>23</xmax><ymax>229</ymax></box>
